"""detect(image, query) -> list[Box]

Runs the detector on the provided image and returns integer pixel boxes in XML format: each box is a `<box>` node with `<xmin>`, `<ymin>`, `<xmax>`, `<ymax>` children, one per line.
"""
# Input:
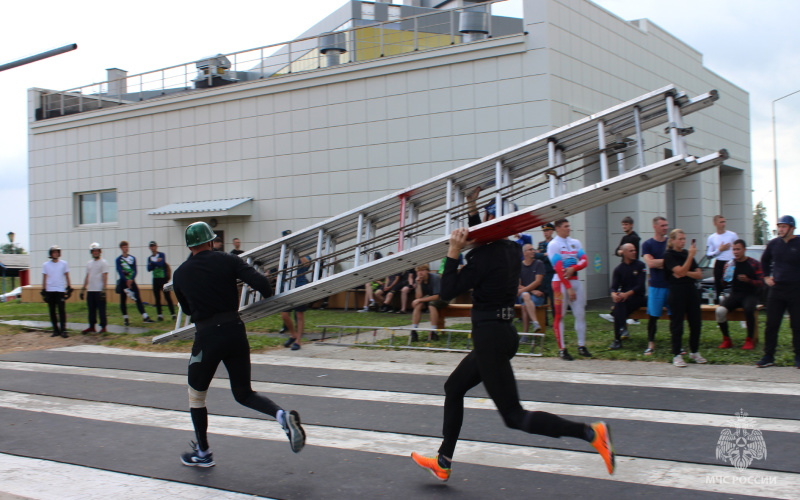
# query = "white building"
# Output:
<box><xmin>27</xmin><ymin>0</ymin><xmax>750</xmax><ymax>299</ymax></box>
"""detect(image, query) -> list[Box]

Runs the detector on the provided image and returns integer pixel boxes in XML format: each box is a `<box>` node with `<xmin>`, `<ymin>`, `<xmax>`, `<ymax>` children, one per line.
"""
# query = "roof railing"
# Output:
<box><xmin>37</xmin><ymin>0</ymin><xmax>523</xmax><ymax>120</ymax></box>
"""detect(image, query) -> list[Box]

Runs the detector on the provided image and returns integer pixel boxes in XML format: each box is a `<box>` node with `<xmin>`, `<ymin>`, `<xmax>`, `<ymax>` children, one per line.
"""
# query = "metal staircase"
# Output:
<box><xmin>154</xmin><ymin>84</ymin><xmax>727</xmax><ymax>343</ymax></box>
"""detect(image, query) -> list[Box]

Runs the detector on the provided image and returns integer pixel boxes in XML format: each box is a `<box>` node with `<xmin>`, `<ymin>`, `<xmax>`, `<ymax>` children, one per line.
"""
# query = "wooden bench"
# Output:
<box><xmin>629</xmin><ymin>304</ymin><xmax>763</xmax><ymax>343</ymax></box>
<box><xmin>436</xmin><ymin>303</ymin><xmax>547</xmax><ymax>333</ymax></box>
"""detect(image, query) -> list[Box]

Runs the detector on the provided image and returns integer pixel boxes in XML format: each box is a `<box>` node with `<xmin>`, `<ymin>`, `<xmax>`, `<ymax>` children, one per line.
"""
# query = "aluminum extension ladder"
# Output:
<box><xmin>154</xmin><ymin>84</ymin><xmax>728</xmax><ymax>343</ymax></box>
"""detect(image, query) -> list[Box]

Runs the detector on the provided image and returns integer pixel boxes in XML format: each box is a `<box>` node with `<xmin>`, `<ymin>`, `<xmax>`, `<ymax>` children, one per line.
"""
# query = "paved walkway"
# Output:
<box><xmin>0</xmin><ymin>320</ymin><xmax>150</xmax><ymax>335</ymax></box>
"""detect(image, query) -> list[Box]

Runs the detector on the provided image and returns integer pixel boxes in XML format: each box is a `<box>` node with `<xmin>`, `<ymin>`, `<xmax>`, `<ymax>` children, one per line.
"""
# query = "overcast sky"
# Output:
<box><xmin>2</xmin><ymin>0</ymin><xmax>798</xmax><ymax>250</ymax></box>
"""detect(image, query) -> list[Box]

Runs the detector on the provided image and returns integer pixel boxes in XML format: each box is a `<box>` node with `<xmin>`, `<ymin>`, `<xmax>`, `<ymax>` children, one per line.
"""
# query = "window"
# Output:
<box><xmin>78</xmin><ymin>190</ymin><xmax>117</xmax><ymax>225</ymax></box>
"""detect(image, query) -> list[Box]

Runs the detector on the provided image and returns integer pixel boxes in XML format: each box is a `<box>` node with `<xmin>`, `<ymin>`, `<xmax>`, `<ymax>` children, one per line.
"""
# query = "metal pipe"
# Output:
<box><xmin>313</xmin><ymin>229</ymin><xmax>324</xmax><ymax>282</ymax></box>
<box><xmin>555</xmin><ymin>148</ymin><xmax>567</xmax><ymax>195</ymax></box>
<box><xmin>617</xmin><ymin>151</ymin><xmax>626</xmax><ymax>175</ymax></box>
<box><xmin>633</xmin><ymin>106</ymin><xmax>645</xmax><ymax>169</ymax></box>
<box><xmin>548</xmin><ymin>140</ymin><xmax>557</xmax><ymax>198</ymax></box>
<box><xmin>665</xmin><ymin>95</ymin><xmax>680</xmax><ymax>157</ymax></box>
<box><xmin>597</xmin><ymin>120</ymin><xmax>609</xmax><ymax>181</ymax></box>
<box><xmin>398</xmin><ymin>197</ymin><xmax>406</xmax><ymax>252</ymax></box>
<box><xmin>275</xmin><ymin>244</ymin><xmax>286</xmax><ymax>293</ymax></box>
<box><xmin>495</xmin><ymin>160</ymin><xmax>503</xmax><ymax>217</ymax></box>
<box><xmin>445</xmin><ymin>179</ymin><xmax>453</xmax><ymax>234</ymax></box>
<box><xmin>0</xmin><ymin>43</ymin><xmax>77</xmax><ymax>72</ymax></box>
<box><xmin>355</xmin><ymin>213</ymin><xmax>364</xmax><ymax>266</ymax></box>
<box><xmin>771</xmin><ymin>89</ymin><xmax>800</xmax><ymax>217</ymax></box>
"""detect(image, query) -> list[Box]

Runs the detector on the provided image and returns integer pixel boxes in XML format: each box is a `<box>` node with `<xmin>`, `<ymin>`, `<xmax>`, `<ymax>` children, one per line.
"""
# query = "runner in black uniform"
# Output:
<box><xmin>172</xmin><ymin>222</ymin><xmax>306</xmax><ymax>467</ymax></box>
<box><xmin>410</xmin><ymin>188</ymin><xmax>615</xmax><ymax>481</ymax></box>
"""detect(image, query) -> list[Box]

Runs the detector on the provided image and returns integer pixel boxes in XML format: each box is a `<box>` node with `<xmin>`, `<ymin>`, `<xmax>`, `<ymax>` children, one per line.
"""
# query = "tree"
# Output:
<box><xmin>0</xmin><ymin>243</ymin><xmax>25</xmax><ymax>254</ymax></box>
<box><xmin>753</xmin><ymin>201</ymin><xmax>769</xmax><ymax>245</ymax></box>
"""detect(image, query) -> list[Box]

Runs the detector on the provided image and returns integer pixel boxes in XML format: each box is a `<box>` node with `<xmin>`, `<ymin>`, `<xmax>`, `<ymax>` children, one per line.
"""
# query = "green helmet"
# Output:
<box><xmin>185</xmin><ymin>222</ymin><xmax>217</xmax><ymax>248</ymax></box>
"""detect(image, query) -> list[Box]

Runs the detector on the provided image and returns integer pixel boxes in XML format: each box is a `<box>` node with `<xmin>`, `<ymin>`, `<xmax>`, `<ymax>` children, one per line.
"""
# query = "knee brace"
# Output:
<box><xmin>188</xmin><ymin>386</ymin><xmax>208</xmax><ymax>409</ymax></box>
<box><xmin>715</xmin><ymin>306</ymin><xmax>728</xmax><ymax>323</ymax></box>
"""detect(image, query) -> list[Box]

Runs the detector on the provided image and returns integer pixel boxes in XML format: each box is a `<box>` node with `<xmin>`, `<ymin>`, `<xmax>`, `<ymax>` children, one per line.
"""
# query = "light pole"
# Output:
<box><xmin>772</xmin><ymin>89</ymin><xmax>800</xmax><ymax>219</ymax></box>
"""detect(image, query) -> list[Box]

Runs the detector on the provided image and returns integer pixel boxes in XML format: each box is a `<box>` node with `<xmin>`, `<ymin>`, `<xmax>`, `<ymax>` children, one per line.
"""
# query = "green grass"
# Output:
<box><xmin>1</xmin><ymin>300</ymin><xmax>797</xmax><ymax>366</ymax></box>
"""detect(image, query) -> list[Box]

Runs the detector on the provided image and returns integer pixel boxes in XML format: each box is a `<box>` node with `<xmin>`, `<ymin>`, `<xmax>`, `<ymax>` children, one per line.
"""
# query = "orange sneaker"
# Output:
<box><xmin>742</xmin><ymin>337</ymin><xmax>755</xmax><ymax>350</ymax></box>
<box><xmin>590</xmin><ymin>422</ymin><xmax>616</xmax><ymax>475</ymax></box>
<box><xmin>411</xmin><ymin>452</ymin><xmax>451</xmax><ymax>482</ymax></box>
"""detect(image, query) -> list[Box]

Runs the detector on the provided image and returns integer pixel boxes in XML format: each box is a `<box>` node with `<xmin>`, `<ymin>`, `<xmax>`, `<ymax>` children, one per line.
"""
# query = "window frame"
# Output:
<box><xmin>75</xmin><ymin>189</ymin><xmax>118</xmax><ymax>227</ymax></box>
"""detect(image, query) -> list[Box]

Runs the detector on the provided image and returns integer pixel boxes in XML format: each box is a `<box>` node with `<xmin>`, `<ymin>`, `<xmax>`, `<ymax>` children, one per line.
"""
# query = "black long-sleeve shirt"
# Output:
<box><xmin>440</xmin><ymin>211</ymin><xmax>520</xmax><ymax>309</ymax></box>
<box><xmin>609</xmin><ymin>259</ymin><xmax>646</xmax><ymax>296</ymax></box>
<box><xmin>173</xmin><ymin>250</ymin><xmax>273</xmax><ymax>322</ymax></box>
<box><xmin>761</xmin><ymin>236</ymin><xmax>800</xmax><ymax>284</ymax></box>
<box><xmin>615</xmin><ymin>231</ymin><xmax>641</xmax><ymax>259</ymax></box>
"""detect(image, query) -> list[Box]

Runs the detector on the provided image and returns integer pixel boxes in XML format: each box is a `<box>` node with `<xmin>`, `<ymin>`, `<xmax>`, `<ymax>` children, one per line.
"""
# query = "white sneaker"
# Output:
<box><xmin>599</xmin><ymin>314</ymin><xmax>614</xmax><ymax>323</ymax></box>
<box><xmin>532</xmin><ymin>321</ymin><xmax>541</xmax><ymax>332</ymax></box>
<box><xmin>356</xmin><ymin>307</ymin><xmax>368</xmax><ymax>313</ymax></box>
<box><xmin>673</xmin><ymin>355</ymin><xmax>687</xmax><ymax>367</ymax></box>
<box><xmin>626</xmin><ymin>319</ymin><xmax>640</xmax><ymax>325</ymax></box>
<box><xmin>689</xmin><ymin>352</ymin><xmax>707</xmax><ymax>364</ymax></box>
<box><xmin>740</xmin><ymin>321</ymin><xmax>747</xmax><ymax>329</ymax></box>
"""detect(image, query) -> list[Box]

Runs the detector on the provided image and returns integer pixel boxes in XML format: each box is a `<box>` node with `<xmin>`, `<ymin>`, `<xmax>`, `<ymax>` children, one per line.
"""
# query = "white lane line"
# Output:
<box><xmin>2</xmin><ymin>361</ymin><xmax>799</xmax><ymax>433</ymax></box>
<box><xmin>0</xmin><ymin>391</ymin><xmax>797</xmax><ymax>500</ymax></box>
<box><xmin>0</xmin><ymin>452</ymin><xmax>274</xmax><ymax>500</ymax></box>
<box><xmin>49</xmin><ymin>345</ymin><xmax>800</xmax><ymax>396</ymax></box>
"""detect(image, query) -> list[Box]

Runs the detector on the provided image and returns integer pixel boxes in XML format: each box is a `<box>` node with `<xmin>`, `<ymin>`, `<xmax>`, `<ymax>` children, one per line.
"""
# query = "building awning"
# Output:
<box><xmin>147</xmin><ymin>197</ymin><xmax>253</xmax><ymax>220</ymax></box>
<box><xmin>0</xmin><ymin>255</ymin><xmax>30</xmax><ymax>275</ymax></box>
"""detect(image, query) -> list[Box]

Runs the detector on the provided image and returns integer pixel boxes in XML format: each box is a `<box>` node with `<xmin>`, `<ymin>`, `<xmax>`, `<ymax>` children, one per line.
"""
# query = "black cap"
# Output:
<box><xmin>148</xmin><ymin>241</ymin><xmax>157</xmax><ymax>246</ymax></box>
<box><xmin>542</xmin><ymin>223</ymin><xmax>555</xmax><ymax>230</ymax></box>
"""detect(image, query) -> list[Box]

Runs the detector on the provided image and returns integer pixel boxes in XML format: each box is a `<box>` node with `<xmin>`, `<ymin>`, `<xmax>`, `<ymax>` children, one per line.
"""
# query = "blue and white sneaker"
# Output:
<box><xmin>180</xmin><ymin>441</ymin><xmax>215</xmax><ymax>467</ymax></box>
<box><xmin>280</xmin><ymin>410</ymin><xmax>306</xmax><ymax>453</ymax></box>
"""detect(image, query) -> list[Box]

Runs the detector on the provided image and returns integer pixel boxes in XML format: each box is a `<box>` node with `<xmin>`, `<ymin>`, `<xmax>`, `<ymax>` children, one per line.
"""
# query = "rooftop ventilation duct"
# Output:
<box><xmin>106</xmin><ymin>68</ymin><xmax>128</xmax><ymax>97</ymax></box>
<box><xmin>193</xmin><ymin>54</ymin><xmax>237</xmax><ymax>89</ymax></box>
<box><xmin>459</xmin><ymin>5</ymin><xmax>489</xmax><ymax>42</ymax></box>
<box><xmin>319</xmin><ymin>32</ymin><xmax>347</xmax><ymax>67</ymax></box>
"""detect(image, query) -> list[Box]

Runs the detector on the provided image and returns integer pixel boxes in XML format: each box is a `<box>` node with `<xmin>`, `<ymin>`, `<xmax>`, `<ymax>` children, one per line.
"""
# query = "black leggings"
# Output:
<box><xmin>188</xmin><ymin>319</ymin><xmax>281</xmax><ymax>451</ymax></box>
<box><xmin>763</xmin><ymin>283</ymin><xmax>800</xmax><ymax>357</ymax></box>
<box><xmin>668</xmin><ymin>284</ymin><xmax>702</xmax><ymax>355</ymax></box>
<box><xmin>152</xmin><ymin>277</ymin><xmax>175</xmax><ymax>316</ymax></box>
<box><xmin>612</xmin><ymin>295</ymin><xmax>647</xmax><ymax>340</ymax></box>
<box><xmin>118</xmin><ymin>280</ymin><xmax>145</xmax><ymax>316</ymax></box>
<box><xmin>46</xmin><ymin>292</ymin><xmax>66</xmax><ymax>333</ymax></box>
<box><xmin>718</xmin><ymin>291</ymin><xmax>758</xmax><ymax>338</ymax></box>
<box><xmin>439</xmin><ymin>318</ymin><xmax>587</xmax><ymax>459</ymax></box>
<box><xmin>713</xmin><ymin>260</ymin><xmax>728</xmax><ymax>304</ymax></box>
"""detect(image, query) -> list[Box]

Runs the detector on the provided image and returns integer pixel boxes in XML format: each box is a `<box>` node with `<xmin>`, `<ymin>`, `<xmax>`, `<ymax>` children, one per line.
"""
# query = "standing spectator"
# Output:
<box><xmin>547</xmin><ymin>219</ymin><xmax>590</xmax><ymax>360</ymax></box>
<box><xmin>757</xmin><ymin>215</ymin><xmax>800</xmax><ymax>368</ymax></box>
<box><xmin>81</xmin><ymin>242</ymin><xmax>108</xmax><ymax>334</ymax></box>
<box><xmin>147</xmin><ymin>241</ymin><xmax>176</xmax><ymax>321</ymax></box>
<box><xmin>513</xmin><ymin>233</ymin><xmax>533</xmax><ymax>247</ymax></box>
<box><xmin>615</xmin><ymin>216</ymin><xmax>641</xmax><ymax>259</ymax></box>
<box><xmin>716</xmin><ymin>239</ymin><xmax>762</xmax><ymax>350</ymax></box>
<box><xmin>116</xmin><ymin>241</ymin><xmax>153</xmax><ymax>326</ymax></box>
<box><xmin>518</xmin><ymin>244</ymin><xmax>545</xmax><ymax>333</ymax></box>
<box><xmin>608</xmin><ymin>244</ymin><xmax>647</xmax><ymax>350</ymax></box>
<box><xmin>212</xmin><ymin>236</ymin><xmax>224</xmax><ymax>252</ymax></box>
<box><xmin>410</xmin><ymin>264</ymin><xmax>448</xmax><ymax>342</ymax></box>
<box><xmin>281</xmin><ymin>255</ymin><xmax>311</xmax><ymax>351</ymax></box>
<box><xmin>535</xmin><ymin>223</ymin><xmax>556</xmax><ymax>311</ymax></box>
<box><xmin>664</xmin><ymin>230</ymin><xmax>706</xmax><ymax>368</ymax></box>
<box><xmin>230</xmin><ymin>238</ymin><xmax>245</xmax><ymax>256</ymax></box>
<box><xmin>705</xmin><ymin>215</ymin><xmax>738</xmax><ymax>304</ymax></box>
<box><xmin>640</xmin><ymin>216</ymin><xmax>670</xmax><ymax>355</ymax></box>
<box><xmin>42</xmin><ymin>245</ymin><xmax>71</xmax><ymax>338</ymax></box>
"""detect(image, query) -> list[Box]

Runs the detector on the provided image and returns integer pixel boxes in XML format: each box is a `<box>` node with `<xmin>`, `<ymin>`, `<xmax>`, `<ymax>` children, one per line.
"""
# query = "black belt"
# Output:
<box><xmin>471</xmin><ymin>306</ymin><xmax>516</xmax><ymax>322</ymax></box>
<box><xmin>195</xmin><ymin>311</ymin><xmax>241</xmax><ymax>329</ymax></box>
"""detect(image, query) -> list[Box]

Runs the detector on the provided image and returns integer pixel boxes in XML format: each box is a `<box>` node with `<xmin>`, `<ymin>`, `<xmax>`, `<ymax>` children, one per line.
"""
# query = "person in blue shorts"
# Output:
<box><xmin>518</xmin><ymin>243</ymin><xmax>546</xmax><ymax>333</ymax></box>
<box><xmin>641</xmin><ymin>216</ymin><xmax>670</xmax><ymax>355</ymax></box>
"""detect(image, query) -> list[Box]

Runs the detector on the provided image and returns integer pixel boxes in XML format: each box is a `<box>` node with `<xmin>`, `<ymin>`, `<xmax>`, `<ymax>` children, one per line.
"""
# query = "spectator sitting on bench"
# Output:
<box><xmin>608</xmin><ymin>243</ymin><xmax>647</xmax><ymax>350</ymax></box>
<box><xmin>518</xmin><ymin>243</ymin><xmax>545</xmax><ymax>333</ymax></box>
<box><xmin>410</xmin><ymin>264</ymin><xmax>449</xmax><ymax>342</ymax></box>
<box><xmin>375</xmin><ymin>253</ymin><xmax>401</xmax><ymax>312</ymax></box>
<box><xmin>716</xmin><ymin>239</ymin><xmax>763</xmax><ymax>350</ymax></box>
<box><xmin>394</xmin><ymin>268</ymin><xmax>417</xmax><ymax>314</ymax></box>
